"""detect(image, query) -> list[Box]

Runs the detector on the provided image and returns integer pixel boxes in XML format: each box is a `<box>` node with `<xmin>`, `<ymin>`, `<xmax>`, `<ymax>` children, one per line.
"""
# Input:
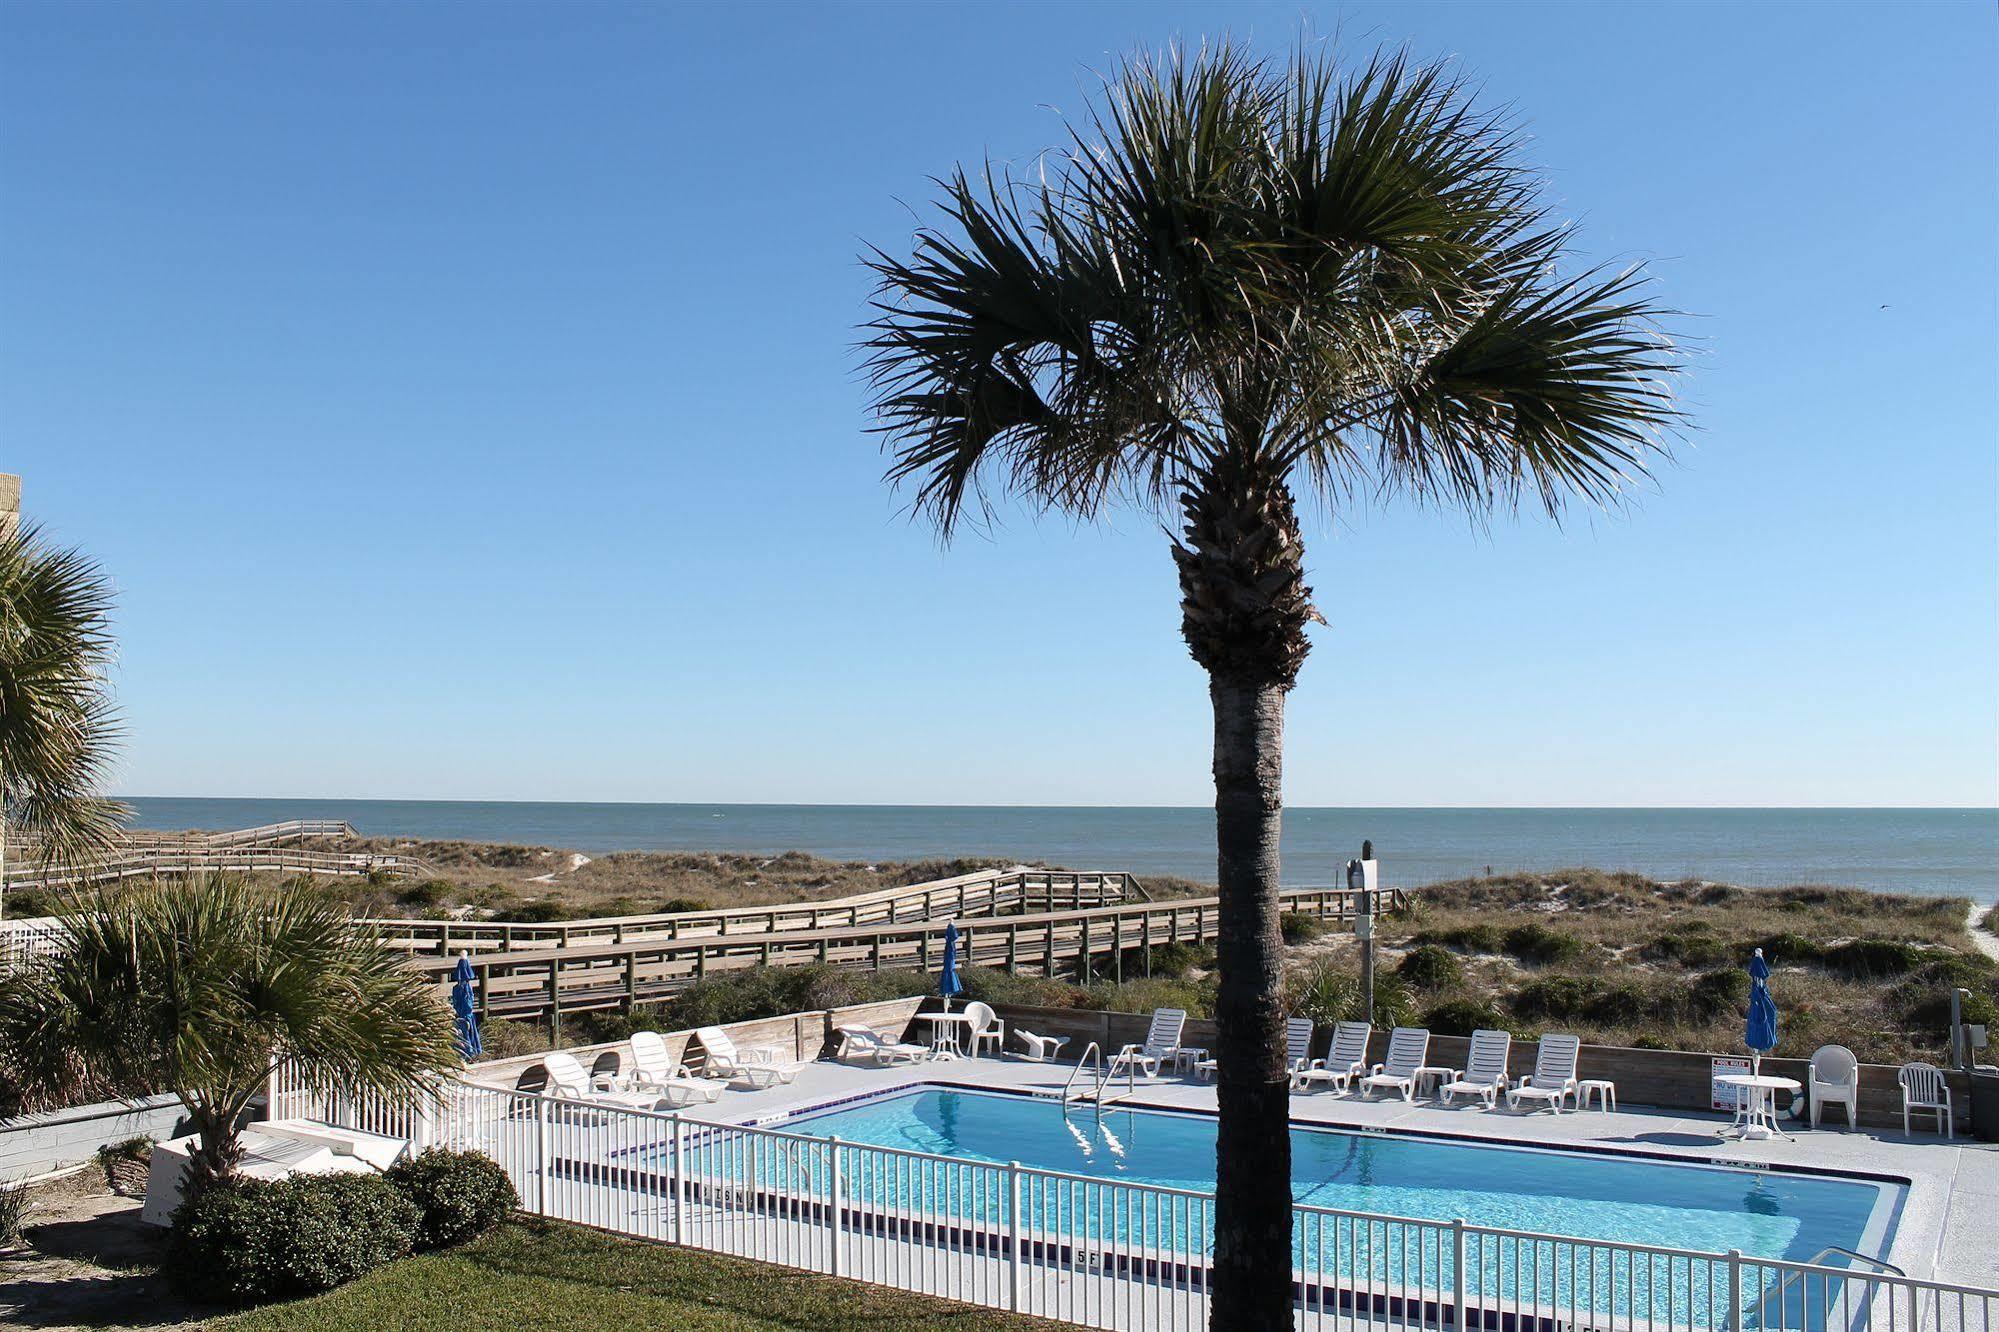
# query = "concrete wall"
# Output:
<box><xmin>466</xmin><ymin>995</ymin><xmax>929</xmax><ymax>1091</ymax></box>
<box><xmin>989</xmin><ymin>1004</ymin><xmax>1972</xmax><ymax>1131</ymax></box>
<box><xmin>0</xmin><ymin>1094</ymin><xmax>187</xmax><ymax>1181</ymax></box>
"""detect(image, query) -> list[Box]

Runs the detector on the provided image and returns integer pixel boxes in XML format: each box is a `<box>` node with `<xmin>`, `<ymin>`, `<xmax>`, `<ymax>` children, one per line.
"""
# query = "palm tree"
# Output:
<box><xmin>863</xmin><ymin>44</ymin><xmax>1679</xmax><ymax>1329</ymax></box>
<box><xmin>0</xmin><ymin>876</ymin><xmax>461</xmax><ymax>1192</ymax></box>
<box><xmin>0</xmin><ymin>520</ymin><xmax>124</xmax><ymax>915</ymax></box>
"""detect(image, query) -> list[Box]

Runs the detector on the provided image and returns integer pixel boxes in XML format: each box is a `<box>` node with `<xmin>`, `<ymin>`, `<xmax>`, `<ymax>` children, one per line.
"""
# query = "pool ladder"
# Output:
<box><xmin>1061</xmin><ymin>1041</ymin><xmax>1137</xmax><ymax>1106</ymax></box>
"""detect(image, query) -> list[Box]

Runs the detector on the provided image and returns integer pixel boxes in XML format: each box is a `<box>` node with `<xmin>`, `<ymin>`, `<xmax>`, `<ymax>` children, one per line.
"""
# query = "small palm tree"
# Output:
<box><xmin>0</xmin><ymin>876</ymin><xmax>460</xmax><ymax>1191</ymax></box>
<box><xmin>0</xmin><ymin>520</ymin><xmax>124</xmax><ymax>914</ymax></box>
<box><xmin>863</xmin><ymin>44</ymin><xmax>1680</xmax><ymax>1329</ymax></box>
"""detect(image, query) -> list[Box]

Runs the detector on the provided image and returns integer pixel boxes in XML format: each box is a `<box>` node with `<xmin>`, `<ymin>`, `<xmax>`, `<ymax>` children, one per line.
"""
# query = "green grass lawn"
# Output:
<box><xmin>214</xmin><ymin>1218</ymin><xmax>1075</xmax><ymax>1331</ymax></box>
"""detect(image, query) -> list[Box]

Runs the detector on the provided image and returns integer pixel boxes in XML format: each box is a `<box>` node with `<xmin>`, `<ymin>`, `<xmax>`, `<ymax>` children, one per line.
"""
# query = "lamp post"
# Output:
<box><xmin>1349</xmin><ymin>839</ymin><xmax>1378</xmax><ymax>1025</ymax></box>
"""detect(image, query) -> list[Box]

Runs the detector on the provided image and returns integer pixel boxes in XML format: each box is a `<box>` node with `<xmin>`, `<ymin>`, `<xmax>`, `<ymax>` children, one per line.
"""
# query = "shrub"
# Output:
<box><xmin>1739</xmin><ymin>933</ymin><xmax>1821</xmax><ymax>966</ymax></box>
<box><xmin>395</xmin><ymin>879</ymin><xmax>453</xmax><ymax>909</ymax></box>
<box><xmin>658</xmin><ymin>896</ymin><xmax>711</xmax><ymax>915</ymax></box>
<box><xmin>1502</xmin><ymin>923</ymin><xmax>1587</xmax><ymax>965</ymax></box>
<box><xmin>1</xmin><ymin>885</ymin><xmax>62</xmax><ymax>919</ymax></box>
<box><xmin>1411</xmin><ymin>923</ymin><xmax>1502</xmax><ymax>954</ymax></box>
<box><xmin>167</xmin><ymin>1173</ymin><xmax>418</xmax><ymax>1305</ymax></box>
<box><xmin>490</xmin><ymin>898</ymin><xmax>571</xmax><ymax>923</ymax></box>
<box><xmin>1140</xmin><ymin>941</ymin><xmax>1215</xmax><ymax>978</ymax></box>
<box><xmin>1639</xmin><ymin>929</ymin><xmax>1729</xmax><ymax>969</ymax></box>
<box><xmin>1508</xmin><ymin>976</ymin><xmax>1599</xmax><ymax>1022</ymax></box>
<box><xmin>1581</xmin><ymin>981</ymin><xmax>1656</xmax><ymax>1026</ymax></box>
<box><xmin>1687</xmin><ymin>968</ymin><xmax>1750</xmax><ymax>1021</ymax></box>
<box><xmin>956</xmin><ymin>966</ymin><xmax>1085</xmax><ymax>1010</ymax></box>
<box><xmin>1396</xmin><ymin>945</ymin><xmax>1463</xmax><ymax>990</ymax></box>
<box><xmin>1423</xmin><ymin>997</ymin><xmax>1504</xmax><ymax>1036</ymax></box>
<box><xmin>1280</xmin><ymin>912</ymin><xmax>1329</xmax><ymax>945</ymax></box>
<box><xmin>1083</xmin><ymin>976</ymin><xmax>1215</xmax><ymax>1018</ymax></box>
<box><xmin>0</xmin><ymin>1179</ymin><xmax>29</xmax><ymax>1244</ymax></box>
<box><xmin>1284</xmin><ymin>962</ymin><xmax>1414</xmax><ymax>1028</ymax></box>
<box><xmin>383</xmin><ymin>1150</ymin><xmax>517</xmax><ymax>1251</ymax></box>
<box><xmin>1820</xmin><ymin>938</ymin><xmax>1924</xmax><ymax>979</ymax></box>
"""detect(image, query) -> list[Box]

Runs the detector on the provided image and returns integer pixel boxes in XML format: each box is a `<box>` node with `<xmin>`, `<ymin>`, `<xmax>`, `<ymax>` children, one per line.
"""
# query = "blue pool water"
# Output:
<box><xmin>781</xmin><ymin>1088</ymin><xmax>1893</xmax><ymax>1265</ymax></box>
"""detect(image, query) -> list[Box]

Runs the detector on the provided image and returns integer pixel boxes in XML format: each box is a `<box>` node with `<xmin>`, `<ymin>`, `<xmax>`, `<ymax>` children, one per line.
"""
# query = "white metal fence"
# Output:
<box><xmin>0</xmin><ymin>915</ymin><xmax>64</xmax><ymax>973</ymax></box>
<box><xmin>271</xmin><ymin>1072</ymin><xmax>1996</xmax><ymax>1332</ymax></box>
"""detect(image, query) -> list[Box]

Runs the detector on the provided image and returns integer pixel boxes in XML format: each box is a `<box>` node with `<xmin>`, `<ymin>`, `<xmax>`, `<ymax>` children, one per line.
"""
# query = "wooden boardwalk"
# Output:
<box><xmin>417</xmin><ymin>885</ymin><xmax>1402</xmax><ymax>1027</ymax></box>
<box><xmin>2</xmin><ymin>819</ymin><xmax>433</xmax><ymax>890</ymax></box>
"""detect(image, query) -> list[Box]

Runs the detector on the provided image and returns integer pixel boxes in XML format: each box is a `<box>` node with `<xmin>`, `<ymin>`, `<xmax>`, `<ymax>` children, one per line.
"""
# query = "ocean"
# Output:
<box><xmin>120</xmin><ymin>799</ymin><xmax>1997</xmax><ymax>902</ymax></box>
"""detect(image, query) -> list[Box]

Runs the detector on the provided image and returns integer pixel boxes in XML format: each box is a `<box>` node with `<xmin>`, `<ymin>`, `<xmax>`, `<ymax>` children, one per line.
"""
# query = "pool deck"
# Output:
<box><xmin>663</xmin><ymin>1051</ymin><xmax>1997</xmax><ymax>1290</ymax></box>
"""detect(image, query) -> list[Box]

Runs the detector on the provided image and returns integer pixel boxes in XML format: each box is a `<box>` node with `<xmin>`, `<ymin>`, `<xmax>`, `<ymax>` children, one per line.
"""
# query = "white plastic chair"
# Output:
<box><xmin>694</xmin><ymin>1026</ymin><xmax>804</xmax><ymax>1088</ymax></box>
<box><xmin>1014</xmin><ymin>1029</ymin><xmax>1069</xmax><ymax>1062</ymax></box>
<box><xmin>1110</xmin><ymin>1008</ymin><xmax>1188</xmax><ymax>1079</ymax></box>
<box><xmin>1506</xmin><ymin>1034</ymin><xmax>1580</xmax><ymax>1114</ymax></box>
<box><xmin>1359</xmin><ymin>1028</ymin><xmax>1430</xmax><ymax>1101</ymax></box>
<box><xmin>1808</xmin><ymin>1044</ymin><xmax>1859</xmax><ymax>1130</ymax></box>
<box><xmin>1898</xmin><ymin>1062</ymin><xmax>1953</xmax><ymax>1137</ymax></box>
<box><xmin>1294</xmin><ymin>1021</ymin><xmax>1371</xmax><ymax>1093</ymax></box>
<box><xmin>627</xmin><ymin>1031</ymin><xmax>727</xmax><ymax>1104</ymax></box>
<box><xmin>834</xmin><ymin>1024</ymin><xmax>932</xmax><ymax>1066</ymax></box>
<box><xmin>1440</xmin><ymin>1029</ymin><xmax>1513</xmax><ymax>1108</ymax></box>
<box><xmin>962</xmin><ymin>1001</ymin><xmax>1005</xmax><ymax>1058</ymax></box>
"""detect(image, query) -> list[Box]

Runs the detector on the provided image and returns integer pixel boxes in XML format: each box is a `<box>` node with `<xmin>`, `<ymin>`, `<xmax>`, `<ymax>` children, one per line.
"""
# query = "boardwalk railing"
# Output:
<box><xmin>415</xmin><ymin>885</ymin><xmax>1399</xmax><ymax>1026</ymax></box>
<box><xmin>366</xmin><ymin>866</ymin><xmax>1146</xmax><ymax>957</ymax></box>
<box><xmin>2</xmin><ymin>819</ymin><xmax>432</xmax><ymax>890</ymax></box>
<box><xmin>274</xmin><ymin>1073</ymin><xmax>1995</xmax><ymax>1332</ymax></box>
<box><xmin>3</xmin><ymin>845</ymin><xmax>432</xmax><ymax>890</ymax></box>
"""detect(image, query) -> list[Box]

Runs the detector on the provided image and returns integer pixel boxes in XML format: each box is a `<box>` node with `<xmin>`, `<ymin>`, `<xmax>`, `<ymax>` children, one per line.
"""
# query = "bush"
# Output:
<box><xmin>658</xmin><ymin>897</ymin><xmax>711</xmax><ymax>915</ymax></box>
<box><xmin>167</xmin><ymin>1173</ymin><xmax>418</xmax><ymax>1305</ymax></box>
<box><xmin>1396</xmin><ymin>945</ymin><xmax>1463</xmax><ymax>990</ymax></box>
<box><xmin>1411</xmin><ymin>923</ymin><xmax>1501</xmax><ymax>954</ymax></box>
<box><xmin>1508</xmin><ymin>975</ymin><xmax>1599</xmax><ymax>1022</ymax></box>
<box><xmin>1280</xmin><ymin>912</ymin><xmax>1329</xmax><ymax>945</ymax></box>
<box><xmin>1687</xmin><ymin>968</ymin><xmax>1750</xmax><ymax>1021</ymax></box>
<box><xmin>489</xmin><ymin>898</ymin><xmax>571</xmax><ymax>924</ymax></box>
<box><xmin>1739</xmin><ymin>932</ymin><xmax>1821</xmax><ymax>966</ymax></box>
<box><xmin>1423</xmin><ymin>997</ymin><xmax>1504</xmax><ymax>1036</ymax></box>
<box><xmin>1140</xmin><ymin>941</ymin><xmax>1215</xmax><ymax>978</ymax></box>
<box><xmin>1820</xmin><ymin>938</ymin><xmax>1924</xmax><ymax>979</ymax></box>
<box><xmin>1284</xmin><ymin>961</ymin><xmax>1414</xmax><ymax>1028</ymax></box>
<box><xmin>383</xmin><ymin>1149</ymin><xmax>517</xmax><ymax>1251</ymax></box>
<box><xmin>1083</xmin><ymin>976</ymin><xmax>1215</xmax><ymax>1018</ymax></box>
<box><xmin>0</xmin><ymin>1179</ymin><xmax>28</xmax><ymax>1244</ymax></box>
<box><xmin>1502</xmin><ymin>923</ymin><xmax>1587</xmax><ymax>965</ymax></box>
<box><xmin>395</xmin><ymin>879</ymin><xmax>453</xmax><ymax>910</ymax></box>
<box><xmin>1639</xmin><ymin>929</ymin><xmax>1729</xmax><ymax>969</ymax></box>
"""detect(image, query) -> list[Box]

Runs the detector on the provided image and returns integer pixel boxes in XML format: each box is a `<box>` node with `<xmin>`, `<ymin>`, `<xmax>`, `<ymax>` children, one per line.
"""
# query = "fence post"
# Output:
<box><xmin>671</xmin><ymin>1113</ymin><xmax>685</xmax><ymax>1245</ymax></box>
<box><xmin>1452</xmin><ymin>1218</ymin><xmax>1467</xmax><ymax>1332</ymax></box>
<box><xmin>1727</xmin><ymin>1249</ymin><xmax>1742</xmax><ymax>1332</ymax></box>
<box><xmin>534</xmin><ymin>1096</ymin><xmax>550</xmax><ymax>1217</ymax></box>
<box><xmin>1008</xmin><ymin>1160</ymin><xmax>1023</xmax><ymax>1313</ymax></box>
<box><xmin>827</xmin><ymin>1137</ymin><xmax>844</xmax><ymax>1278</ymax></box>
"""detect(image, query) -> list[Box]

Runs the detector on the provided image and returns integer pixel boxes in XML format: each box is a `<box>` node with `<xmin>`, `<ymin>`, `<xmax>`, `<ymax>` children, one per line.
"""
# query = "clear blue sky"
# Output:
<box><xmin>3</xmin><ymin>1</ymin><xmax>1993</xmax><ymax>807</ymax></box>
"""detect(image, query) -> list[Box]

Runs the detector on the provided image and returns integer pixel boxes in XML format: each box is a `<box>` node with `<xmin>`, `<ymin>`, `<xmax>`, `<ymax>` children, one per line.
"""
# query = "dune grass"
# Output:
<box><xmin>213</xmin><ymin>1217</ymin><xmax>1072</xmax><ymax>1331</ymax></box>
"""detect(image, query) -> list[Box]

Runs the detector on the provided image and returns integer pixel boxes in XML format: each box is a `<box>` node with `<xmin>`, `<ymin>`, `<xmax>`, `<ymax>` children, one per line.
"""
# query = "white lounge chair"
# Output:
<box><xmin>1285</xmin><ymin>1017</ymin><xmax>1325</xmax><ymax>1085</ymax></box>
<box><xmin>835</xmin><ymin>1024</ymin><xmax>932</xmax><ymax>1067</ymax></box>
<box><xmin>626</xmin><ymin>1031</ymin><xmax>728</xmax><ymax>1106</ymax></box>
<box><xmin>1440</xmin><ymin>1029</ymin><xmax>1512</xmax><ymax>1108</ymax></box>
<box><xmin>540</xmin><ymin>1052</ymin><xmax>661</xmax><ymax>1111</ymax></box>
<box><xmin>1110</xmin><ymin>1008</ymin><xmax>1188</xmax><ymax>1080</ymax></box>
<box><xmin>694</xmin><ymin>1026</ymin><xmax>805</xmax><ymax>1089</ymax></box>
<box><xmin>1506</xmin><ymin>1034</ymin><xmax>1581</xmax><ymax>1114</ymax></box>
<box><xmin>1898</xmin><ymin>1062</ymin><xmax>1953</xmax><ymax>1137</ymax></box>
<box><xmin>1294</xmin><ymin>1021</ymin><xmax>1371</xmax><ymax>1093</ymax></box>
<box><xmin>1808</xmin><ymin>1044</ymin><xmax>1859</xmax><ymax>1130</ymax></box>
<box><xmin>1358</xmin><ymin>1027</ymin><xmax>1430</xmax><ymax>1101</ymax></box>
<box><xmin>1014</xmin><ymin>1029</ymin><xmax>1069</xmax><ymax>1062</ymax></box>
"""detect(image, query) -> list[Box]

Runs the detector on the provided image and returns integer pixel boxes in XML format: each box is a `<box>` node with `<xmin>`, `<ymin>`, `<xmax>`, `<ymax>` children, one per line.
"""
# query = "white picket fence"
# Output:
<box><xmin>0</xmin><ymin>915</ymin><xmax>64</xmax><ymax>974</ymax></box>
<box><xmin>265</xmin><ymin>1071</ymin><xmax>1995</xmax><ymax>1332</ymax></box>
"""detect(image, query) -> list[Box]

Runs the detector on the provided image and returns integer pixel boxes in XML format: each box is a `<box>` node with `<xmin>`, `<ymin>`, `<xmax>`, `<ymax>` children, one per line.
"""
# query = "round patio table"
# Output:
<box><xmin>1716</xmin><ymin>1073</ymin><xmax>1800</xmax><ymax>1141</ymax></box>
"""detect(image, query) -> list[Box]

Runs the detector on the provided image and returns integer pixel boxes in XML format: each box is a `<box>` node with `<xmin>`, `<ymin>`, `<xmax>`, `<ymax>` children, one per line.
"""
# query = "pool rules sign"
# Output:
<box><xmin>1711</xmin><ymin>1056</ymin><xmax>1751</xmax><ymax>1112</ymax></box>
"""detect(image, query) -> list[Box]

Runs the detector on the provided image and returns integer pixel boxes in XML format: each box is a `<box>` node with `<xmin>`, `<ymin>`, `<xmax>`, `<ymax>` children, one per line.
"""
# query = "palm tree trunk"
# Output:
<box><xmin>1208</xmin><ymin>674</ymin><xmax>1294</xmax><ymax>1331</ymax></box>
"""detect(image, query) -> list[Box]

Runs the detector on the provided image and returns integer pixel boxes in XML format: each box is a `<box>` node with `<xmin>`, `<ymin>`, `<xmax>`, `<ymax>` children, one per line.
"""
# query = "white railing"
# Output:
<box><xmin>0</xmin><ymin>915</ymin><xmax>64</xmax><ymax>973</ymax></box>
<box><xmin>288</xmin><ymin>1075</ymin><xmax>1997</xmax><ymax>1332</ymax></box>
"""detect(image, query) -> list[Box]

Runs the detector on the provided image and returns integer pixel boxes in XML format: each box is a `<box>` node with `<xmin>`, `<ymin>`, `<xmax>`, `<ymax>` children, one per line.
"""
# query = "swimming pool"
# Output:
<box><xmin>776</xmin><ymin>1087</ymin><xmax>1898</xmax><ymax>1266</ymax></box>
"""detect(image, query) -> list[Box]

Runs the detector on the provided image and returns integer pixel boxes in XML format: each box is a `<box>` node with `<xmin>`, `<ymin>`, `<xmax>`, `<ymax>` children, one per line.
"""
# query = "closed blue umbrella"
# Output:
<box><xmin>1744</xmin><ymin>947</ymin><xmax>1779</xmax><ymax>1074</ymax></box>
<box><xmin>451</xmin><ymin>955</ymin><xmax>483</xmax><ymax>1061</ymax></box>
<box><xmin>938</xmin><ymin>921</ymin><xmax>964</xmax><ymax>1012</ymax></box>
